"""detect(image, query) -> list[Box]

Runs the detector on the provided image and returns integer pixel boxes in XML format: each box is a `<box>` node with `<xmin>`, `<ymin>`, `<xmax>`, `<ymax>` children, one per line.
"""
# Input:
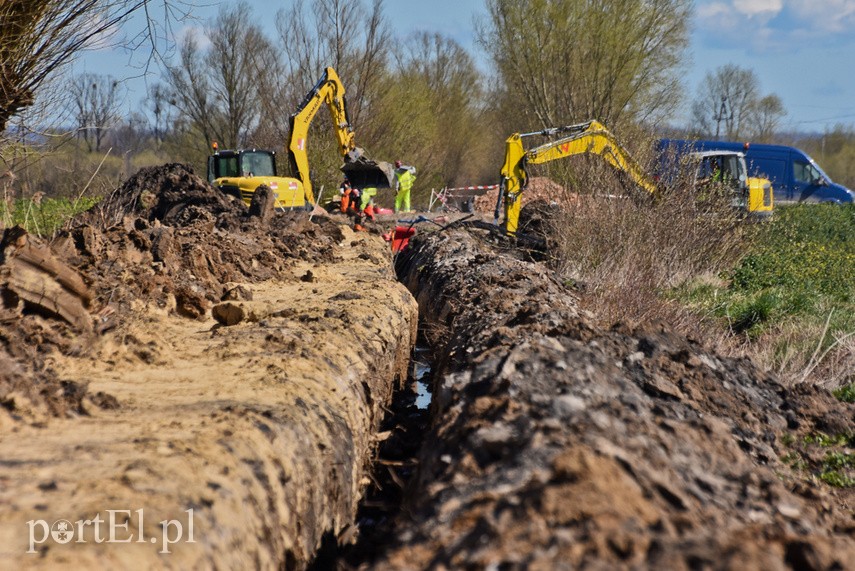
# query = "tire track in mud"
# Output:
<box><xmin>376</xmin><ymin>226</ymin><xmax>855</xmax><ymax>570</ymax></box>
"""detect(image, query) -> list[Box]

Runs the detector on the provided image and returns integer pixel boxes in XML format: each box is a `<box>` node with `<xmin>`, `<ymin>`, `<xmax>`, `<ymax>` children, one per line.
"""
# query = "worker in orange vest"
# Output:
<box><xmin>339</xmin><ymin>179</ymin><xmax>352</xmax><ymax>213</ymax></box>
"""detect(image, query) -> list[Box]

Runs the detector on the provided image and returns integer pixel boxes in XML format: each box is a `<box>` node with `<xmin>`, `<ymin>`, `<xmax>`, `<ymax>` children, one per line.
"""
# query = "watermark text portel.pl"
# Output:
<box><xmin>27</xmin><ymin>509</ymin><xmax>195</xmax><ymax>554</ymax></box>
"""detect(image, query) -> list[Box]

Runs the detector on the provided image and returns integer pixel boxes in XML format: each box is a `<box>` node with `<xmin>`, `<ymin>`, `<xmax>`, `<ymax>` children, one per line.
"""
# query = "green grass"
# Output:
<box><xmin>780</xmin><ymin>431</ymin><xmax>855</xmax><ymax>488</ymax></box>
<box><xmin>803</xmin><ymin>432</ymin><xmax>855</xmax><ymax>448</ymax></box>
<box><xmin>834</xmin><ymin>383</ymin><xmax>855</xmax><ymax>403</ymax></box>
<box><xmin>1</xmin><ymin>196</ymin><xmax>100</xmax><ymax>236</ymax></box>
<box><xmin>673</xmin><ymin>204</ymin><xmax>855</xmax><ymax>382</ymax></box>
<box><xmin>819</xmin><ymin>451</ymin><xmax>855</xmax><ymax>487</ymax></box>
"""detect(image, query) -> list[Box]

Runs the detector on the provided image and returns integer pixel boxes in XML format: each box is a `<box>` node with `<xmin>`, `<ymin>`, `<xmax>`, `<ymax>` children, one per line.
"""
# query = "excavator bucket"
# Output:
<box><xmin>341</xmin><ymin>149</ymin><xmax>395</xmax><ymax>190</ymax></box>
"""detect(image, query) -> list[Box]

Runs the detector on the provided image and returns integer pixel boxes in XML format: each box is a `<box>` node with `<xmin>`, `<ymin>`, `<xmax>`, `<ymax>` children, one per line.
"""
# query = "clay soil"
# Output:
<box><xmin>0</xmin><ymin>164</ymin><xmax>417</xmax><ymax>568</ymax></box>
<box><xmin>1</xmin><ymin>166</ymin><xmax>853</xmax><ymax>570</ymax></box>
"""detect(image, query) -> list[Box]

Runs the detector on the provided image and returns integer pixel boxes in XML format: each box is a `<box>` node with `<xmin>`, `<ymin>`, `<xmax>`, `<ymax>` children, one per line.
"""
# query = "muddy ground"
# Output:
<box><xmin>0</xmin><ymin>164</ymin><xmax>417</xmax><ymax>568</ymax></box>
<box><xmin>379</xmin><ymin>221</ymin><xmax>854</xmax><ymax>570</ymax></box>
<box><xmin>0</xmin><ymin>165</ymin><xmax>853</xmax><ymax>569</ymax></box>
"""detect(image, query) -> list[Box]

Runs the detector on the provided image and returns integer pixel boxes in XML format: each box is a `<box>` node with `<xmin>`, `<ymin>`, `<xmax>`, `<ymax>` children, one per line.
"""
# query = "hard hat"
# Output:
<box><xmin>395</xmin><ymin>160</ymin><xmax>402</xmax><ymax>168</ymax></box>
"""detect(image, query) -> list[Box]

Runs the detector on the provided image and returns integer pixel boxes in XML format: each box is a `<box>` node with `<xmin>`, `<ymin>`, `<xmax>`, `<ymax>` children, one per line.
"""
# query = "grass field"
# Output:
<box><xmin>675</xmin><ymin>204</ymin><xmax>855</xmax><ymax>386</ymax></box>
<box><xmin>0</xmin><ymin>196</ymin><xmax>100</xmax><ymax>236</ymax></box>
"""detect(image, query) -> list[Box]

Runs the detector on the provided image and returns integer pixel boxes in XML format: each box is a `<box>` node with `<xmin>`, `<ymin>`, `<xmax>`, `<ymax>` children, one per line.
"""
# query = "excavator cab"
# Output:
<box><xmin>207</xmin><ymin>146</ymin><xmax>306</xmax><ymax>209</ymax></box>
<box><xmin>690</xmin><ymin>151</ymin><xmax>749</xmax><ymax>211</ymax></box>
<box><xmin>207</xmin><ymin>150</ymin><xmax>277</xmax><ymax>182</ymax></box>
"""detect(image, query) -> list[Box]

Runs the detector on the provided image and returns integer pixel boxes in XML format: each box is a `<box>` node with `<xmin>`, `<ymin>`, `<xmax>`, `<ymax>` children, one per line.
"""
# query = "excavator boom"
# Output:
<box><xmin>498</xmin><ymin>120</ymin><xmax>656</xmax><ymax>234</ymax></box>
<box><xmin>288</xmin><ymin>67</ymin><xmax>393</xmax><ymax>205</ymax></box>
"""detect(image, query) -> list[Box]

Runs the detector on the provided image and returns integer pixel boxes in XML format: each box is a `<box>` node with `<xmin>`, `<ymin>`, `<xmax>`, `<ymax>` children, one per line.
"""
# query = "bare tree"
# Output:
<box><xmin>206</xmin><ymin>2</ymin><xmax>273</xmax><ymax>148</ymax></box>
<box><xmin>478</xmin><ymin>0</ymin><xmax>691</xmax><ymax>131</ymax></box>
<box><xmin>163</xmin><ymin>31</ymin><xmax>215</xmax><ymax>149</ymax></box>
<box><xmin>164</xmin><ymin>2</ymin><xmax>275</xmax><ymax>152</ymax></box>
<box><xmin>752</xmin><ymin>94</ymin><xmax>787</xmax><ymax>142</ymax></box>
<box><xmin>146</xmin><ymin>82</ymin><xmax>174</xmax><ymax>144</ymax></box>
<box><xmin>274</xmin><ymin>0</ymin><xmax>390</xmax><ymax>125</ymax></box>
<box><xmin>69</xmin><ymin>73</ymin><xmax>124</xmax><ymax>152</ymax></box>
<box><xmin>0</xmin><ymin>1</ymin><xmax>190</xmax><ymax>133</ymax></box>
<box><xmin>691</xmin><ymin>65</ymin><xmax>761</xmax><ymax>140</ymax></box>
<box><xmin>690</xmin><ymin>64</ymin><xmax>787</xmax><ymax>141</ymax></box>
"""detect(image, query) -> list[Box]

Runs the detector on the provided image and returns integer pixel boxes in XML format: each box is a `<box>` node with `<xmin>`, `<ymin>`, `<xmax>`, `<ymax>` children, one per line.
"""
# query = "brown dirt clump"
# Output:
<box><xmin>384</xmin><ymin>226</ymin><xmax>855</xmax><ymax>570</ymax></box>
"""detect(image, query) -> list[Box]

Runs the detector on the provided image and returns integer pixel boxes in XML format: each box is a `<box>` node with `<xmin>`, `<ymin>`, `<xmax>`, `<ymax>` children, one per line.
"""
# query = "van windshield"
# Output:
<box><xmin>808</xmin><ymin>158</ymin><xmax>829</xmax><ymax>180</ymax></box>
<box><xmin>794</xmin><ymin>159</ymin><xmax>826</xmax><ymax>184</ymax></box>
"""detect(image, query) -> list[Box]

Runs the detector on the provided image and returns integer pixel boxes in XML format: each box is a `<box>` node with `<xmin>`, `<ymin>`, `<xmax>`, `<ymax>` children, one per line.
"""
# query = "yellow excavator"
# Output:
<box><xmin>207</xmin><ymin>67</ymin><xmax>392</xmax><ymax>209</ymax></box>
<box><xmin>287</xmin><ymin>66</ymin><xmax>394</xmax><ymax>205</ymax></box>
<box><xmin>496</xmin><ymin>120</ymin><xmax>773</xmax><ymax>235</ymax></box>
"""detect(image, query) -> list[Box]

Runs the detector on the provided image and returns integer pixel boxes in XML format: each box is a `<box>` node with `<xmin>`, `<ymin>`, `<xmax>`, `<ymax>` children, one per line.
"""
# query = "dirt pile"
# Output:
<box><xmin>386</xmin><ymin>226</ymin><xmax>855</xmax><ymax>570</ymax></box>
<box><xmin>69</xmin><ymin>163</ymin><xmax>347</xmax><ymax>315</ymax></box>
<box><xmin>1</xmin><ymin>164</ymin><xmax>350</xmax><ymax>419</ymax></box>
<box><xmin>0</xmin><ymin>164</ymin><xmax>418</xmax><ymax>568</ymax></box>
<box><xmin>472</xmin><ymin>176</ymin><xmax>568</xmax><ymax>214</ymax></box>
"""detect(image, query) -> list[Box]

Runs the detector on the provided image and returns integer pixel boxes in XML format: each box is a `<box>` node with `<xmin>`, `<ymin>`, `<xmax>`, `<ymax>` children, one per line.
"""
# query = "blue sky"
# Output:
<box><xmin>76</xmin><ymin>0</ymin><xmax>855</xmax><ymax>133</ymax></box>
<box><xmin>691</xmin><ymin>0</ymin><xmax>855</xmax><ymax>131</ymax></box>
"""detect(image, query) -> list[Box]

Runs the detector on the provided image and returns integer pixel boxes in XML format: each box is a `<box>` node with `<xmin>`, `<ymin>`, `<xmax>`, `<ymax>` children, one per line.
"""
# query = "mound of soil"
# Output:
<box><xmin>0</xmin><ymin>163</ymin><xmax>419</xmax><ymax>568</ymax></box>
<box><xmin>1</xmin><ymin>164</ymin><xmax>349</xmax><ymax>419</ymax></box>
<box><xmin>472</xmin><ymin>176</ymin><xmax>569</xmax><ymax>214</ymax></box>
<box><xmin>386</xmin><ymin>226</ymin><xmax>855</xmax><ymax>570</ymax></box>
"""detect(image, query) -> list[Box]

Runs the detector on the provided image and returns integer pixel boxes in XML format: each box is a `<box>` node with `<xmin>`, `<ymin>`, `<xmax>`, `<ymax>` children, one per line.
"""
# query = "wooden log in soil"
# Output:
<box><xmin>0</xmin><ymin>227</ymin><xmax>93</xmax><ymax>332</ymax></box>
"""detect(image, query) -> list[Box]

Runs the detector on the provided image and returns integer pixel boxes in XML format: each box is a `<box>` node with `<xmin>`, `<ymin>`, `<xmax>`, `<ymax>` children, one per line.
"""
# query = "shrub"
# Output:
<box><xmin>546</xmin><ymin>150</ymin><xmax>745</xmax><ymax>337</ymax></box>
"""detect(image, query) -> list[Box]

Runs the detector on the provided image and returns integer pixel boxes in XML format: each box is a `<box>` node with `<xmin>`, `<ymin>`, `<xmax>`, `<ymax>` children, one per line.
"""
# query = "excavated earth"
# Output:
<box><xmin>1</xmin><ymin>163</ymin><xmax>854</xmax><ymax>570</ymax></box>
<box><xmin>0</xmin><ymin>164</ymin><xmax>417</xmax><ymax>568</ymax></box>
<box><xmin>379</xmin><ymin>222</ymin><xmax>855</xmax><ymax>570</ymax></box>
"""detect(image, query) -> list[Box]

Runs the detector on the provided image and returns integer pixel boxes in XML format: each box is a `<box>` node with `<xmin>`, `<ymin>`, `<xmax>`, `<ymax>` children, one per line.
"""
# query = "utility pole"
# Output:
<box><xmin>714</xmin><ymin>96</ymin><xmax>732</xmax><ymax>140</ymax></box>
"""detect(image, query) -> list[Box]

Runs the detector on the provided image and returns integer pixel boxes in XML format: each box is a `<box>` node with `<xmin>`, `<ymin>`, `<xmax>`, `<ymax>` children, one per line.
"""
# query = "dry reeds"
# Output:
<box><xmin>543</xmin><ymin>153</ymin><xmax>747</xmax><ymax>350</ymax></box>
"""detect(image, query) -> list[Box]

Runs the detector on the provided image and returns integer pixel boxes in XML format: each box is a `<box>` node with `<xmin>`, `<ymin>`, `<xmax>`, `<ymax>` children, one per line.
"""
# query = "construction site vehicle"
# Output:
<box><xmin>496</xmin><ymin>120</ymin><xmax>773</xmax><ymax>235</ymax></box>
<box><xmin>288</xmin><ymin>67</ymin><xmax>394</xmax><ymax>205</ymax></box>
<box><xmin>662</xmin><ymin>148</ymin><xmax>774</xmax><ymax>216</ymax></box>
<box><xmin>207</xmin><ymin>144</ymin><xmax>307</xmax><ymax>210</ymax></box>
<box><xmin>661</xmin><ymin>139</ymin><xmax>852</xmax><ymax>205</ymax></box>
<box><xmin>207</xmin><ymin>67</ymin><xmax>392</xmax><ymax>210</ymax></box>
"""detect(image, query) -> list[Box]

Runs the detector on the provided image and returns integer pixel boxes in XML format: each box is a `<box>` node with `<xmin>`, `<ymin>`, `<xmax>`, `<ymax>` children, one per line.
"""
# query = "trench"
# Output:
<box><xmin>308</xmin><ymin>337</ymin><xmax>434</xmax><ymax>570</ymax></box>
<box><xmin>307</xmin><ymin>223</ymin><xmax>855</xmax><ymax>569</ymax></box>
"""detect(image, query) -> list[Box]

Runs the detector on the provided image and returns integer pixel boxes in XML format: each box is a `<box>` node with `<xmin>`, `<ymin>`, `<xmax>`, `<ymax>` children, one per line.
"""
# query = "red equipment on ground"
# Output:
<box><xmin>383</xmin><ymin>226</ymin><xmax>416</xmax><ymax>253</ymax></box>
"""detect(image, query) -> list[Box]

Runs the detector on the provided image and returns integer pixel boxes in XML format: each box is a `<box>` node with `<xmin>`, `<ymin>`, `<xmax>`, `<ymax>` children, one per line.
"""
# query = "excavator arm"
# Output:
<box><xmin>287</xmin><ymin>67</ymin><xmax>393</xmax><ymax>205</ymax></box>
<box><xmin>497</xmin><ymin>120</ymin><xmax>656</xmax><ymax>235</ymax></box>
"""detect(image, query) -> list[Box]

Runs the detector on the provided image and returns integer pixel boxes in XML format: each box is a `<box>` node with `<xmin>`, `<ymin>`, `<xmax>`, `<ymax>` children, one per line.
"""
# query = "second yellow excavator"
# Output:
<box><xmin>496</xmin><ymin>120</ymin><xmax>773</xmax><ymax>235</ymax></box>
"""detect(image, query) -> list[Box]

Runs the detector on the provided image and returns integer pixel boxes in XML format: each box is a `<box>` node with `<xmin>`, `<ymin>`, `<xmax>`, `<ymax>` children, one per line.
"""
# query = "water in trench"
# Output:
<box><xmin>412</xmin><ymin>344</ymin><xmax>433</xmax><ymax>410</ymax></box>
<box><xmin>309</xmin><ymin>340</ymin><xmax>434</xmax><ymax>569</ymax></box>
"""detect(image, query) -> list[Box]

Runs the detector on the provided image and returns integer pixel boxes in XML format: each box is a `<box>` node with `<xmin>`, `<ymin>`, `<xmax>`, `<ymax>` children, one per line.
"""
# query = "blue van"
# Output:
<box><xmin>658</xmin><ymin>139</ymin><xmax>854</xmax><ymax>204</ymax></box>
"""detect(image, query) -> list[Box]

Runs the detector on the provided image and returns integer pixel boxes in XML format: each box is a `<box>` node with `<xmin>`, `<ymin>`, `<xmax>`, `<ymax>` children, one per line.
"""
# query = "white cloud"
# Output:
<box><xmin>734</xmin><ymin>0</ymin><xmax>783</xmax><ymax>17</ymax></box>
<box><xmin>175</xmin><ymin>25</ymin><xmax>212</xmax><ymax>51</ymax></box>
<box><xmin>697</xmin><ymin>2</ymin><xmax>731</xmax><ymax>19</ymax></box>
<box><xmin>696</xmin><ymin>2</ymin><xmax>742</xmax><ymax>34</ymax></box>
<box><xmin>696</xmin><ymin>0</ymin><xmax>855</xmax><ymax>50</ymax></box>
<box><xmin>789</xmin><ymin>0</ymin><xmax>855</xmax><ymax>33</ymax></box>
